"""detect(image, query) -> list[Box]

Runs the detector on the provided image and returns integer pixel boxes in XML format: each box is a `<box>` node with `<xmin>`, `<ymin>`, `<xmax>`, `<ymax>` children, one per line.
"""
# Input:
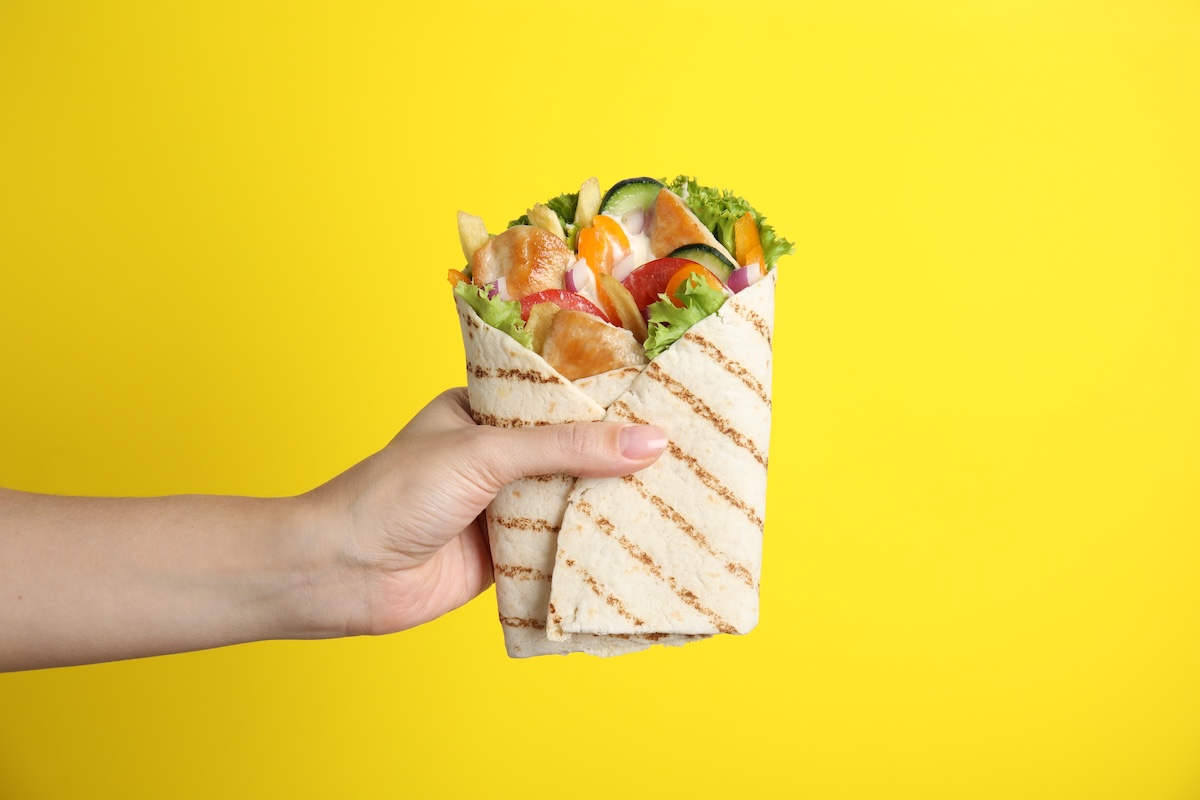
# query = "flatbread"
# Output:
<box><xmin>455</xmin><ymin>270</ymin><xmax>776</xmax><ymax>657</ymax></box>
<box><xmin>548</xmin><ymin>270</ymin><xmax>775</xmax><ymax>639</ymax></box>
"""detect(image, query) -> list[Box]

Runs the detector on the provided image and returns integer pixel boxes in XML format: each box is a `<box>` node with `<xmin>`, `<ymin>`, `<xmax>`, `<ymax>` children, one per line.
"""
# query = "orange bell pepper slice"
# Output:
<box><xmin>577</xmin><ymin>226</ymin><xmax>610</xmax><ymax>275</ymax></box>
<box><xmin>743</xmin><ymin>244</ymin><xmax>764</xmax><ymax>270</ymax></box>
<box><xmin>592</xmin><ymin>214</ymin><xmax>630</xmax><ymax>262</ymax></box>
<box><xmin>576</xmin><ymin>226</ymin><xmax>620</xmax><ymax>322</ymax></box>
<box><xmin>734</xmin><ymin>212</ymin><xmax>762</xmax><ymax>267</ymax></box>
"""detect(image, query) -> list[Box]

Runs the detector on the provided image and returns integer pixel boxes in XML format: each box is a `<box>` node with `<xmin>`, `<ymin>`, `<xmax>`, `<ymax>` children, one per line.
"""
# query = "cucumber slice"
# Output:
<box><xmin>667</xmin><ymin>244</ymin><xmax>737</xmax><ymax>283</ymax></box>
<box><xmin>599</xmin><ymin>177</ymin><xmax>664</xmax><ymax>218</ymax></box>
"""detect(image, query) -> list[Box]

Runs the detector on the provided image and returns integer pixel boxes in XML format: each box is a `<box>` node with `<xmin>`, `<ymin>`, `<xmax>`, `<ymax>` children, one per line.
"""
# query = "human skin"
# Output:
<box><xmin>0</xmin><ymin>388</ymin><xmax>667</xmax><ymax>672</ymax></box>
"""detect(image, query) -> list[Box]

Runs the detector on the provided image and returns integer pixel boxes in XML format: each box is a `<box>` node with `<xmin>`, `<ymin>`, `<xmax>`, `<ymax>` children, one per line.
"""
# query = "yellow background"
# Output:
<box><xmin>2</xmin><ymin>1</ymin><xmax>1198</xmax><ymax>797</ymax></box>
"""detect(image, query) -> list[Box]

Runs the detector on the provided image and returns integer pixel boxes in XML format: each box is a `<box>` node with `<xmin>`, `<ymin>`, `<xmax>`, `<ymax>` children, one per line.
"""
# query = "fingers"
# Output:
<box><xmin>440</xmin><ymin>387</ymin><xmax>472</xmax><ymax>416</ymax></box>
<box><xmin>395</xmin><ymin>389</ymin><xmax>473</xmax><ymax>442</ymax></box>
<box><xmin>467</xmin><ymin>421</ymin><xmax>668</xmax><ymax>491</ymax></box>
<box><xmin>424</xmin><ymin>387</ymin><xmax>472</xmax><ymax>422</ymax></box>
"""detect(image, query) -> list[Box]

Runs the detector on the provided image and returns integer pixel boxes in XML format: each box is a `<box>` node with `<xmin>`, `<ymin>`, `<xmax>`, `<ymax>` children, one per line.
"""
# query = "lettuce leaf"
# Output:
<box><xmin>661</xmin><ymin>175</ymin><xmax>794</xmax><ymax>272</ymax></box>
<box><xmin>643</xmin><ymin>273</ymin><xmax>727</xmax><ymax>359</ymax></box>
<box><xmin>543</xmin><ymin>192</ymin><xmax>579</xmax><ymax>225</ymax></box>
<box><xmin>453</xmin><ymin>281</ymin><xmax>533</xmax><ymax>349</ymax></box>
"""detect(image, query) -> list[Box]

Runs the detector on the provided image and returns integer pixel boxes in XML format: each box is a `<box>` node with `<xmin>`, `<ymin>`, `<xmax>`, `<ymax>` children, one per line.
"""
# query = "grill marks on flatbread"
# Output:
<box><xmin>526</xmin><ymin>473</ymin><xmax>573</xmax><ymax>484</ymax></box>
<box><xmin>686</xmin><ymin>333</ymin><xmax>771</xmax><ymax>408</ymax></box>
<box><xmin>470</xmin><ymin>411</ymin><xmax>525</xmax><ymax>428</ymax></box>
<box><xmin>663</xmin><ymin>440</ymin><xmax>766</xmax><ymax>532</ymax></box>
<box><xmin>558</xmin><ymin>553</ymin><xmax>646</xmax><ymax>628</ymax></box>
<box><xmin>737</xmin><ymin>305</ymin><xmax>773</xmax><ymax>346</ymax></box>
<box><xmin>499</xmin><ymin>616</ymin><xmax>547</xmax><ymax>630</ymax></box>
<box><xmin>456</xmin><ymin>269</ymin><xmax>776</xmax><ymax>656</ymax></box>
<box><xmin>644</xmin><ymin>363</ymin><xmax>768</xmax><ymax>469</ymax></box>
<box><xmin>458</xmin><ymin>294</ymin><xmax>660</xmax><ymax>657</ymax></box>
<box><xmin>573</xmin><ymin>499</ymin><xmax>738</xmax><ymax>636</ymax></box>
<box><xmin>468</xmin><ymin>363</ymin><xmax>564</xmax><ymax>385</ymax></box>
<box><xmin>470</xmin><ymin>412</ymin><xmax>594</xmax><ymax>428</ymax></box>
<box><xmin>547</xmin><ymin>271</ymin><xmax>775</xmax><ymax>641</ymax></box>
<box><xmin>489</xmin><ymin>515</ymin><xmax>558</xmax><ymax>534</ymax></box>
<box><xmin>494</xmin><ymin>564</ymin><xmax>551</xmax><ymax>581</ymax></box>
<box><xmin>621</xmin><ymin>474</ymin><xmax>757</xmax><ymax>590</ymax></box>
<box><xmin>609</xmin><ymin>400</ymin><xmax>765</xmax><ymax>531</ymax></box>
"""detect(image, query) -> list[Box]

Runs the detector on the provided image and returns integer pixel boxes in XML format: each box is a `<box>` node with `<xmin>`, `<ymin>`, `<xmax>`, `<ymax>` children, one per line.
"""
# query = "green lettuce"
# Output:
<box><xmin>661</xmin><ymin>175</ymin><xmax>794</xmax><ymax>272</ymax></box>
<box><xmin>453</xmin><ymin>281</ymin><xmax>532</xmax><ymax>350</ymax></box>
<box><xmin>643</xmin><ymin>273</ymin><xmax>728</xmax><ymax>359</ymax></box>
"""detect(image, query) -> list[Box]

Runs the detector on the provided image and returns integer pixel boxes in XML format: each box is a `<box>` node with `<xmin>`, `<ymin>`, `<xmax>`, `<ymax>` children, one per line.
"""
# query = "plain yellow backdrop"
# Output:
<box><xmin>2</xmin><ymin>1</ymin><xmax>1199</xmax><ymax>798</ymax></box>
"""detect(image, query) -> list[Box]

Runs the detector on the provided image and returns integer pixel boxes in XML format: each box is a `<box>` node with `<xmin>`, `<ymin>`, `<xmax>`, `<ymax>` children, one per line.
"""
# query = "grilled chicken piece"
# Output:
<box><xmin>471</xmin><ymin>225</ymin><xmax>574</xmax><ymax>299</ymax></box>
<box><xmin>540</xmin><ymin>309</ymin><xmax>648</xmax><ymax>381</ymax></box>
<box><xmin>649</xmin><ymin>189</ymin><xmax>737</xmax><ymax>263</ymax></box>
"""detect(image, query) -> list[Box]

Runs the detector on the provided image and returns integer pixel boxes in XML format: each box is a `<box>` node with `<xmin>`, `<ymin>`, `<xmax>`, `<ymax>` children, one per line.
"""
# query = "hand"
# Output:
<box><xmin>0</xmin><ymin>388</ymin><xmax>666</xmax><ymax>671</ymax></box>
<box><xmin>305</xmin><ymin>388</ymin><xmax>667</xmax><ymax>637</ymax></box>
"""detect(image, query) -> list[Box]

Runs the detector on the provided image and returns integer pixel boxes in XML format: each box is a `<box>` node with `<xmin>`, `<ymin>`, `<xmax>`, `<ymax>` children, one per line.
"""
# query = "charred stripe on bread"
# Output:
<box><xmin>621</xmin><ymin>474</ymin><xmax>758</xmax><ymax>591</ymax></box>
<box><xmin>644</xmin><ymin>363</ymin><xmax>768</xmax><ymax>468</ymax></box>
<box><xmin>575</xmin><ymin>500</ymin><xmax>738</xmax><ymax>635</ymax></box>
<box><xmin>608</xmin><ymin>400</ymin><xmax>766</xmax><ymax>531</ymax></box>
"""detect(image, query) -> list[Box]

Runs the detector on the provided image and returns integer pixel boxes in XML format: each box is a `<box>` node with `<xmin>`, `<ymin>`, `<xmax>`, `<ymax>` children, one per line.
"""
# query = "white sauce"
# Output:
<box><xmin>625</xmin><ymin>230</ymin><xmax>654</xmax><ymax>271</ymax></box>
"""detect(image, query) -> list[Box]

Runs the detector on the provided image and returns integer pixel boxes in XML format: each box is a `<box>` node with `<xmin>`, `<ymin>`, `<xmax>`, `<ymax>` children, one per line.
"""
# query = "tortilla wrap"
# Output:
<box><xmin>456</xmin><ymin>269</ymin><xmax>776</xmax><ymax>657</ymax></box>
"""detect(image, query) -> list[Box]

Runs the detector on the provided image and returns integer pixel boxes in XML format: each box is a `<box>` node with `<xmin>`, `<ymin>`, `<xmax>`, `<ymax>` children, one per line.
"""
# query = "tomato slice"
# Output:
<box><xmin>519</xmin><ymin>289</ymin><xmax>611</xmax><ymax>324</ymax></box>
<box><xmin>620</xmin><ymin>257</ymin><xmax>701</xmax><ymax>310</ymax></box>
<box><xmin>664</xmin><ymin>264</ymin><xmax>726</xmax><ymax>308</ymax></box>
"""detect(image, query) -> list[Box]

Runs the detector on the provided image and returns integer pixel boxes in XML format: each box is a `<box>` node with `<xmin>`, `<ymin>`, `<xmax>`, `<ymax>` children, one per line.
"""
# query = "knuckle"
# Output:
<box><xmin>465</xmin><ymin>426</ymin><xmax>510</xmax><ymax>484</ymax></box>
<box><xmin>556</xmin><ymin>423</ymin><xmax>597</xmax><ymax>462</ymax></box>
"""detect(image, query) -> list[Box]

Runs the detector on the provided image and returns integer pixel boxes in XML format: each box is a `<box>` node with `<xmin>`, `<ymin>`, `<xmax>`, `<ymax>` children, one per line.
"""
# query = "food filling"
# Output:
<box><xmin>450</xmin><ymin>176</ymin><xmax>794</xmax><ymax>381</ymax></box>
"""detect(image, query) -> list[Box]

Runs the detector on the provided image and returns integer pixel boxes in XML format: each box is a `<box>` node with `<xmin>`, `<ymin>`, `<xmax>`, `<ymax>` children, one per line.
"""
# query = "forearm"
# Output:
<box><xmin>0</xmin><ymin>489</ymin><xmax>353</xmax><ymax>671</ymax></box>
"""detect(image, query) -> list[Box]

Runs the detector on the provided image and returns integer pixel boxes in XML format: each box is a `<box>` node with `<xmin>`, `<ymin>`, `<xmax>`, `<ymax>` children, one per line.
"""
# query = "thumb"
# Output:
<box><xmin>468</xmin><ymin>422</ymin><xmax>668</xmax><ymax>490</ymax></box>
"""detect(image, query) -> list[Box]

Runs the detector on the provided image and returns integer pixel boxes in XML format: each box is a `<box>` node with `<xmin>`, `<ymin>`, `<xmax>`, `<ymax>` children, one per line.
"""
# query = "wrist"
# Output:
<box><xmin>269</xmin><ymin>490</ymin><xmax>366</xmax><ymax>641</ymax></box>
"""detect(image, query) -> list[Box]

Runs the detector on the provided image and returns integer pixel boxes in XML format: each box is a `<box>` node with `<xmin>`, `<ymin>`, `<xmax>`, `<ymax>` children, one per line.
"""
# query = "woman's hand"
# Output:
<box><xmin>301</xmin><ymin>388</ymin><xmax>667</xmax><ymax>637</ymax></box>
<box><xmin>0</xmin><ymin>388</ymin><xmax>666</xmax><ymax>671</ymax></box>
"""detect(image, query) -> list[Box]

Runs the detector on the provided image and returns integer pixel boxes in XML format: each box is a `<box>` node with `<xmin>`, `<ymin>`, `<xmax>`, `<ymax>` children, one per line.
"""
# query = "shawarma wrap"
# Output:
<box><xmin>451</xmin><ymin>176</ymin><xmax>791</xmax><ymax>657</ymax></box>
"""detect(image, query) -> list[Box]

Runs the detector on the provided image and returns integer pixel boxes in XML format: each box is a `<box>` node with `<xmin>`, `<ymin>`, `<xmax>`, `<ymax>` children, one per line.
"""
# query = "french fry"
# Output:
<box><xmin>527</xmin><ymin>203</ymin><xmax>567</xmax><ymax>241</ymax></box>
<box><xmin>525</xmin><ymin>302</ymin><xmax>561</xmax><ymax>355</ymax></box>
<box><xmin>575</xmin><ymin>177</ymin><xmax>601</xmax><ymax>229</ymax></box>
<box><xmin>457</xmin><ymin>211</ymin><xmax>489</xmax><ymax>262</ymax></box>
<box><xmin>599</xmin><ymin>274</ymin><xmax>648</xmax><ymax>343</ymax></box>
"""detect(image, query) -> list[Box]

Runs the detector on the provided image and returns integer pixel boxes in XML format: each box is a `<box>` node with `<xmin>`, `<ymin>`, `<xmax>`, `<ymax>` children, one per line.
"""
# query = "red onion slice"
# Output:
<box><xmin>727</xmin><ymin>262</ymin><xmax>764</xmax><ymax>293</ymax></box>
<box><xmin>747</xmin><ymin>261</ymin><xmax>764</xmax><ymax>285</ymax></box>
<box><xmin>564</xmin><ymin>260</ymin><xmax>592</xmax><ymax>294</ymax></box>
<box><xmin>727</xmin><ymin>267</ymin><xmax>750</xmax><ymax>293</ymax></box>
<box><xmin>488</xmin><ymin>276</ymin><xmax>511</xmax><ymax>301</ymax></box>
<box><xmin>611</xmin><ymin>254</ymin><xmax>638</xmax><ymax>282</ymax></box>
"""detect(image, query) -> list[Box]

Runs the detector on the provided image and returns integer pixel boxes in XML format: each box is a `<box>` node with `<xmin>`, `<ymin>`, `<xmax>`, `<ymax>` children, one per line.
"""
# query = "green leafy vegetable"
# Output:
<box><xmin>543</xmin><ymin>192</ymin><xmax>578</xmax><ymax>225</ymax></box>
<box><xmin>643</xmin><ymin>273</ymin><xmax>728</xmax><ymax>359</ymax></box>
<box><xmin>453</xmin><ymin>281</ymin><xmax>533</xmax><ymax>349</ymax></box>
<box><xmin>464</xmin><ymin>176</ymin><xmax>787</xmax><ymax>360</ymax></box>
<box><xmin>661</xmin><ymin>175</ymin><xmax>794</xmax><ymax>271</ymax></box>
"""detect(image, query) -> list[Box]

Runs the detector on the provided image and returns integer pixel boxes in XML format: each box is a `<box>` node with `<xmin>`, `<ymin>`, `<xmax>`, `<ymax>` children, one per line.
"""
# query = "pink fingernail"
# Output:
<box><xmin>619</xmin><ymin>425</ymin><xmax>668</xmax><ymax>459</ymax></box>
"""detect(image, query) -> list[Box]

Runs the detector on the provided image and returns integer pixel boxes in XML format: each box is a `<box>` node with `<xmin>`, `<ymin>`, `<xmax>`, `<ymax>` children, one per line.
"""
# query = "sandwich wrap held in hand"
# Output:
<box><xmin>456</xmin><ymin>270</ymin><xmax>776</xmax><ymax>657</ymax></box>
